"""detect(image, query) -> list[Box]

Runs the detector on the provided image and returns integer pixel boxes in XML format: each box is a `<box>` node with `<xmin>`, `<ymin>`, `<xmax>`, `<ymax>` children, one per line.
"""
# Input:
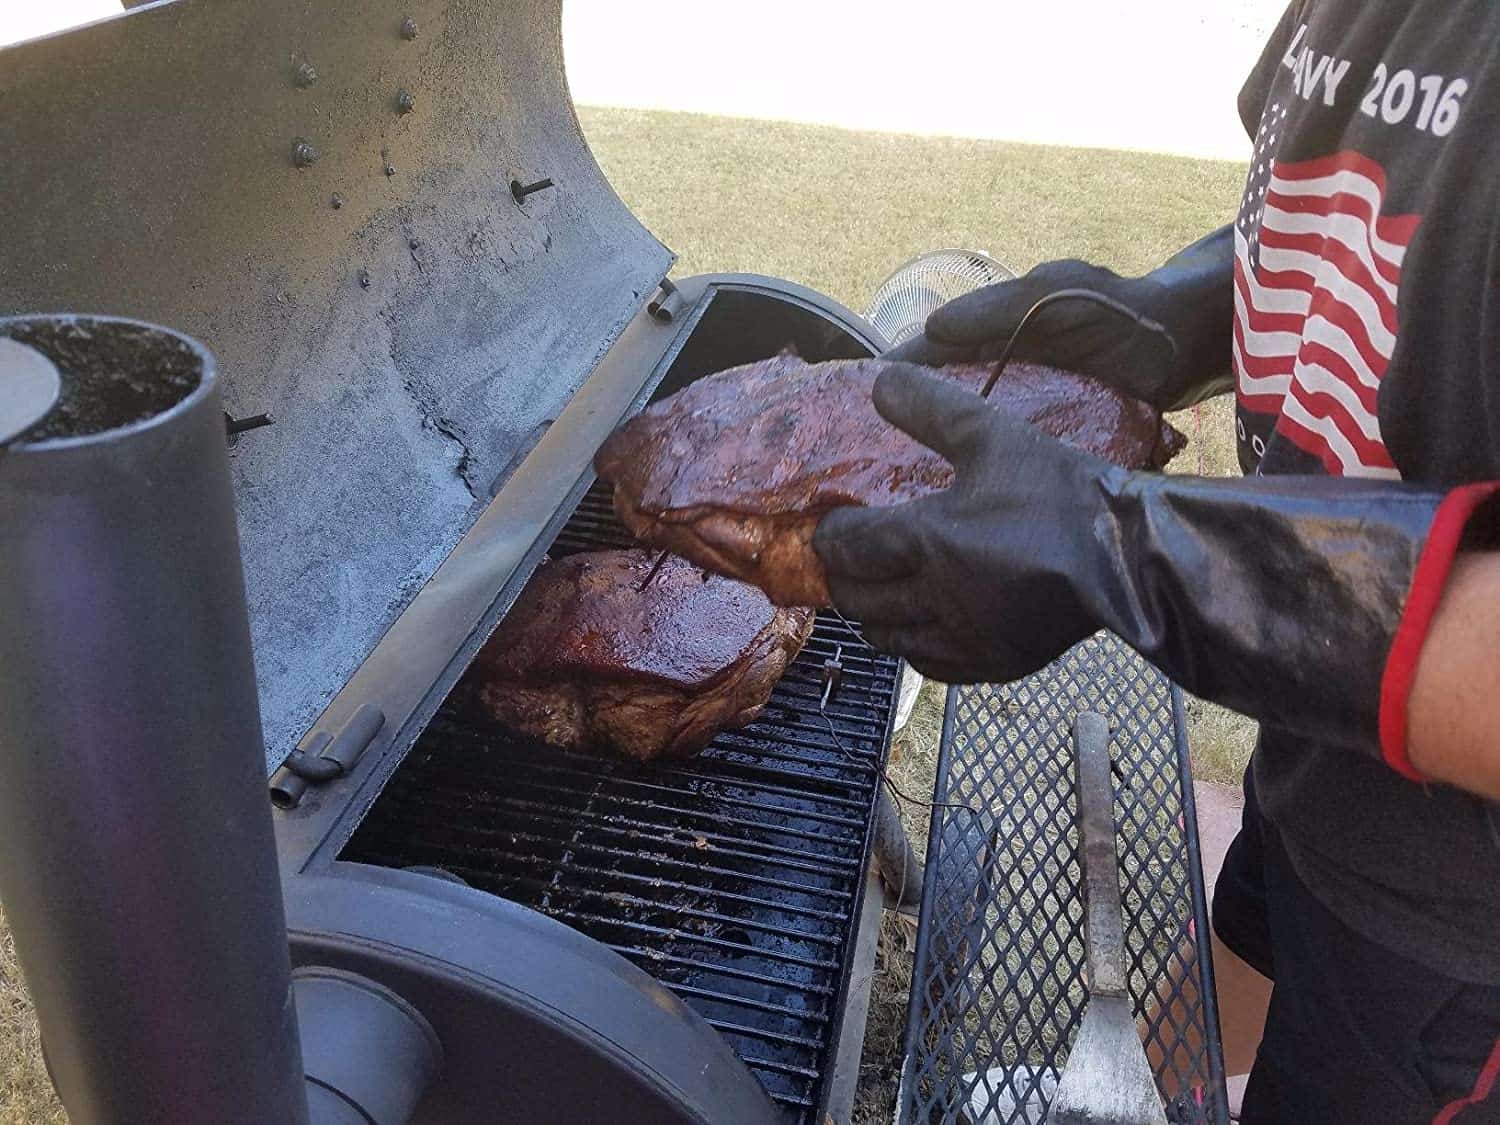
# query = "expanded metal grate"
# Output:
<box><xmin>344</xmin><ymin>485</ymin><xmax>900</xmax><ymax>1122</ymax></box>
<box><xmin>900</xmin><ymin>633</ymin><xmax>1226</xmax><ymax>1125</ymax></box>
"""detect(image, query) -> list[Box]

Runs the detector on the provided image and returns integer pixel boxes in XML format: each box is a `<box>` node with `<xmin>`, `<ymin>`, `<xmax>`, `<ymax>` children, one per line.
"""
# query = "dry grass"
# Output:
<box><xmin>853</xmin><ymin>680</ymin><xmax>949</xmax><ymax>1123</ymax></box>
<box><xmin>1</xmin><ymin>909</ymin><xmax>63</xmax><ymax>1125</ymax></box>
<box><xmin>0</xmin><ymin>109</ymin><xmax>1257</xmax><ymax>1122</ymax></box>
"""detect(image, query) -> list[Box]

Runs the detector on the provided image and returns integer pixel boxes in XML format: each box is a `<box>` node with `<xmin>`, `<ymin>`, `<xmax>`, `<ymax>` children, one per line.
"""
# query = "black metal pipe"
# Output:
<box><xmin>0</xmin><ymin>316</ymin><xmax>310</xmax><ymax>1125</ymax></box>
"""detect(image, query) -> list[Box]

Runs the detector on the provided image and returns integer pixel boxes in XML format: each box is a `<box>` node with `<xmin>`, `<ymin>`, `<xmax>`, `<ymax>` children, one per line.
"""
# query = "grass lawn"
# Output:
<box><xmin>0</xmin><ymin>108</ymin><xmax>1258</xmax><ymax>1124</ymax></box>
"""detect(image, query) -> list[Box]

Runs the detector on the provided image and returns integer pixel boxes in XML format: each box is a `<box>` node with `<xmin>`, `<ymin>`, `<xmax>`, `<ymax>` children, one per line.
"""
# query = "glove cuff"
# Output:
<box><xmin>1378</xmin><ymin>482</ymin><xmax>1500</xmax><ymax>780</ymax></box>
<box><xmin>1092</xmin><ymin>472</ymin><xmax>1451</xmax><ymax>764</ymax></box>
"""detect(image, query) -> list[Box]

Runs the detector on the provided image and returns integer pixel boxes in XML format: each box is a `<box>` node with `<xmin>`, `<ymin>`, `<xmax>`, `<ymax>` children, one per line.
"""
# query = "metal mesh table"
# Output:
<box><xmin>899</xmin><ymin>633</ymin><xmax>1227</xmax><ymax>1124</ymax></box>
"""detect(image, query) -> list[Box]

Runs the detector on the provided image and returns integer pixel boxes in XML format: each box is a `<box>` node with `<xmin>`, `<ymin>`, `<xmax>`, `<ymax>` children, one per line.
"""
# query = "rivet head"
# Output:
<box><xmin>359</xmin><ymin>269</ymin><xmax>371</xmax><ymax>289</ymax></box>
<box><xmin>400</xmin><ymin>16</ymin><xmax>418</xmax><ymax>39</ymax></box>
<box><xmin>384</xmin><ymin>161</ymin><xmax>396</xmax><ymax>177</ymax></box>
<box><xmin>396</xmin><ymin>89</ymin><xmax>415</xmax><ymax>115</ymax></box>
<box><xmin>292</xmin><ymin>139</ymin><xmax>319</xmax><ymax>169</ymax></box>
<box><xmin>294</xmin><ymin>61</ymin><xmax>318</xmax><ymax>88</ymax></box>
<box><xmin>331</xmin><ymin>192</ymin><xmax>344</xmax><ymax>210</ymax></box>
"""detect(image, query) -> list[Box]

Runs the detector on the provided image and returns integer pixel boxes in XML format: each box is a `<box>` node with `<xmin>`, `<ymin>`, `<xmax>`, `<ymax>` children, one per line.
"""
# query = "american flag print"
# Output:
<box><xmin>1234</xmin><ymin>103</ymin><xmax>1421</xmax><ymax>478</ymax></box>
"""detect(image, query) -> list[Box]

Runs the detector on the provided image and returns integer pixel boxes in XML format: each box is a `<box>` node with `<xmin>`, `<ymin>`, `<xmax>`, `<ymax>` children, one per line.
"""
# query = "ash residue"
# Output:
<box><xmin>4</xmin><ymin>318</ymin><xmax>202</xmax><ymax>442</ymax></box>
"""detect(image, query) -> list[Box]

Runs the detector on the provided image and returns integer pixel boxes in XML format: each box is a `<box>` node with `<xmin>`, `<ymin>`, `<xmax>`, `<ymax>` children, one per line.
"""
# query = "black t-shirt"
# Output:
<box><xmin>1235</xmin><ymin>1</ymin><xmax>1500</xmax><ymax>981</ymax></box>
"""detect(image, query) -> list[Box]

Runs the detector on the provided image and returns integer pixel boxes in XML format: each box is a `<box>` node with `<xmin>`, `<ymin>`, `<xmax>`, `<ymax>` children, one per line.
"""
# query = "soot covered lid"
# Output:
<box><xmin>0</xmin><ymin>0</ymin><xmax>673</xmax><ymax>769</ymax></box>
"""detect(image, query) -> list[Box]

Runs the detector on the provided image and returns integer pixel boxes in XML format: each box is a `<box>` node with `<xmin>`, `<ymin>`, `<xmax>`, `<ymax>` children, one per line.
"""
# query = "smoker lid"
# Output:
<box><xmin>0</xmin><ymin>0</ymin><xmax>673</xmax><ymax>768</ymax></box>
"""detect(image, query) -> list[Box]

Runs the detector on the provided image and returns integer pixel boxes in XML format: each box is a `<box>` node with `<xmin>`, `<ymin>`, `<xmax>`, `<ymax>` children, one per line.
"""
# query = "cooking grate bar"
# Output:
<box><xmin>379</xmin><ymin>795</ymin><xmax>861</xmax><ymax>882</ymax></box>
<box><xmin>344</xmin><ymin>480</ymin><xmax>900</xmax><ymax>1124</ymax></box>
<box><xmin>492</xmin><ymin>872</ymin><xmax>847</xmax><ymax>945</ymax></box>
<box><xmin>548</xmin><ymin>908</ymin><xmax>840</xmax><ymax>971</ymax></box>
<box><xmin>411</xmin><ymin>749</ymin><xmax>870</xmax><ymax>829</ymax></box>
<box><xmin>737</xmin><ymin>1053</ymin><xmax>823</xmax><ymax>1081</ymax></box>
<box><xmin>606</xmin><ymin>946</ymin><xmax>837</xmax><ymax>997</ymax></box>
<box><xmin>765</xmin><ymin>1091</ymin><xmax>818</xmax><ymax>1111</ymax></box>
<box><xmin>411</xmin><ymin>790</ymin><xmax>864</xmax><ymax>878</ymax></box>
<box><xmin>667</xmin><ymin>982</ymin><xmax>831</xmax><ymax>1024</ymax></box>
<box><xmin>387</xmin><ymin>833</ymin><xmax>855</xmax><ymax>917</ymax></box>
<box><xmin>392</xmin><ymin>770</ymin><xmax>866</xmax><ymax>861</ymax></box>
<box><xmin>641</xmin><ymin>766</ymin><xmax>873</xmax><ymax>812</ymax></box>
<box><xmin>704</xmin><ymin>1018</ymin><xmax>825</xmax><ymax>1051</ymax></box>
<box><xmin>707</xmin><ymin>736</ymin><xmax>873</xmax><ymax>780</ymax></box>
<box><xmin>753</xmin><ymin>713</ymin><xmax>884</xmax><ymax>748</ymax></box>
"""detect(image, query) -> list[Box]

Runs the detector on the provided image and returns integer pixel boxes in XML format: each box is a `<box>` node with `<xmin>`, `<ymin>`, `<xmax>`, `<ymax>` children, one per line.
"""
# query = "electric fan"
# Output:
<box><xmin>865</xmin><ymin>248</ymin><xmax>1015</xmax><ymax>347</ymax></box>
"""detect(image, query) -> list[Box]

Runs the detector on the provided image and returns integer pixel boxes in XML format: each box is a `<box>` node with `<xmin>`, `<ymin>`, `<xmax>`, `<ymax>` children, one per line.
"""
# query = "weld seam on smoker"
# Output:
<box><xmin>0</xmin><ymin>316</ymin><xmax>311</xmax><ymax>1125</ymax></box>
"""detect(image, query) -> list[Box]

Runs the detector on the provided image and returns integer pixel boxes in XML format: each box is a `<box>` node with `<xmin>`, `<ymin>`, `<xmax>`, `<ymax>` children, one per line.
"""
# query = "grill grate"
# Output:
<box><xmin>899</xmin><ymin>633</ymin><xmax>1226</xmax><ymax>1124</ymax></box>
<box><xmin>343</xmin><ymin>484</ymin><xmax>900</xmax><ymax>1121</ymax></box>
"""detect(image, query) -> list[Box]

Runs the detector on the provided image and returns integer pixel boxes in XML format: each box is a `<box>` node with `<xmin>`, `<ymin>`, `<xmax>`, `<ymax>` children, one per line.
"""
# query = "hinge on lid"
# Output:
<box><xmin>647</xmin><ymin>278</ymin><xmax>683</xmax><ymax>323</ymax></box>
<box><xmin>269</xmin><ymin>703</ymin><xmax>385</xmax><ymax>809</ymax></box>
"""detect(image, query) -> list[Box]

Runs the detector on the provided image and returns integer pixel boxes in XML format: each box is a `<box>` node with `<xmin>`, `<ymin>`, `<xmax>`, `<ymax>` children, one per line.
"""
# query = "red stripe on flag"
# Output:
<box><xmin>1234</xmin><ymin>265</ymin><xmax>1309</xmax><ymax>336</ymax></box>
<box><xmin>1280</xmin><ymin>380</ymin><xmax>1397</xmax><ymax>469</ymax></box>
<box><xmin>1273</xmin><ymin>412</ymin><xmax>1348</xmax><ymax>475</ymax></box>
<box><xmin>1232</xmin><ymin>312</ymin><xmax>1298</xmax><ymax>380</ymax></box>
<box><xmin>1296</xmin><ymin>340</ymin><xmax>1381</xmax><ymax>417</ymax></box>
<box><xmin>1248</xmin><ymin>260</ymin><xmax>1319</xmax><ymax>301</ymax></box>
<box><xmin>1303</xmin><ymin>289</ymin><xmax>1390</xmax><ymax>381</ymax></box>
<box><xmin>1263</xmin><ymin>192</ymin><xmax>1407</xmax><ymax>287</ymax></box>
<box><xmin>1257</xmin><ymin>223</ymin><xmax>1399</xmax><ymax>333</ymax></box>
<box><xmin>1274</xmin><ymin>148</ymin><xmax>1390</xmax><ymax>194</ymax></box>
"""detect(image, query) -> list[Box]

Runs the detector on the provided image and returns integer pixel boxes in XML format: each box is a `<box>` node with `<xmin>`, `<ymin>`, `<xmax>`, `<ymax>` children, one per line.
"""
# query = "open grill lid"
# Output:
<box><xmin>0</xmin><ymin>0</ymin><xmax>673</xmax><ymax>769</ymax></box>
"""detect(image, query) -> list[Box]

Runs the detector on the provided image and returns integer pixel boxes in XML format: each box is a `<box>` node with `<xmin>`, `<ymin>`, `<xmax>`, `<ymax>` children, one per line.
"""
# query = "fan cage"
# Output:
<box><xmin>865</xmin><ymin>249</ymin><xmax>1015</xmax><ymax>346</ymax></box>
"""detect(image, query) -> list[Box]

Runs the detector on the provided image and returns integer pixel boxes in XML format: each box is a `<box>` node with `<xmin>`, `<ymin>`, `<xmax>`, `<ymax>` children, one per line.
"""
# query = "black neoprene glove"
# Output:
<box><xmin>813</xmin><ymin>366</ymin><xmax>1499</xmax><ymax>768</ymax></box>
<box><xmin>885</xmin><ymin>226</ymin><xmax>1236</xmax><ymax>411</ymax></box>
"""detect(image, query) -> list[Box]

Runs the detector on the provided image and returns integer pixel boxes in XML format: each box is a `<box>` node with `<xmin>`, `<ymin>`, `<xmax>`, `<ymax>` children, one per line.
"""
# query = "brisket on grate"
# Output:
<box><xmin>472</xmin><ymin>549</ymin><xmax>814</xmax><ymax>760</ymax></box>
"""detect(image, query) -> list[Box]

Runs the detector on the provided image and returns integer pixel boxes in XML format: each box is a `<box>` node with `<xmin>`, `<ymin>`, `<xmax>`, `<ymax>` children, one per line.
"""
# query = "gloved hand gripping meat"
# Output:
<box><xmin>594</xmin><ymin>354</ymin><xmax>1185</xmax><ymax>607</ymax></box>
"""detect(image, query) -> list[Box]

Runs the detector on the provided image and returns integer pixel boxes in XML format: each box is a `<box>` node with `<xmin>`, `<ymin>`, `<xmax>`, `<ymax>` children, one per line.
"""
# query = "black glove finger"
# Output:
<box><xmin>862</xmin><ymin>624</ymin><xmax>985</xmax><ymax>684</ymax></box>
<box><xmin>888</xmin><ymin>623</ymin><xmax>1066</xmax><ymax>686</ymax></box>
<box><xmin>881</xmin><ymin>334</ymin><xmax>979</xmax><ymax>367</ymax></box>
<box><xmin>813</xmin><ymin>503</ymin><xmax>926</xmax><ymax>584</ymax></box>
<box><xmin>899</xmin><ymin>655</ymin><xmax>988</xmax><ymax>687</ymax></box>
<box><xmin>926</xmin><ymin>259</ymin><xmax>1113</xmax><ymax>347</ymax></box>
<box><xmin>819</xmin><ymin>574</ymin><xmax>936</xmax><ymax>633</ymax></box>
<box><xmin>871</xmin><ymin>365</ymin><xmax>1049</xmax><ymax>478</ymax></box>
<box><xmin>924</xmin><ymin>277</ymin><xmax>1042</xmax><ymax>347</ymax></box>
<box><xmin>868</xmin><ymin>365</ymin><xmax>999</xmax><ymax>467</ymax></box>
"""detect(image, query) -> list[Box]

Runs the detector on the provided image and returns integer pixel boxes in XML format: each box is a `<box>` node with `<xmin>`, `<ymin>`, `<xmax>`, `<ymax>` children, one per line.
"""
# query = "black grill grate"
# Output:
<box><xmin>899</xmin><ymin>633</ymin><xmax>1226</xmax><ymax>1124</ymax></box>
<box><xmin>343</xmin><ymin>485</ymin><xmax>899</xmax><ymax>1121</ymax></box>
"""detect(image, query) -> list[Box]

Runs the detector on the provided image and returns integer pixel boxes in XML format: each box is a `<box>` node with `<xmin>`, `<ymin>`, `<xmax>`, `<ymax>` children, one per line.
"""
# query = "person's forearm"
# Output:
<box><xmin>1143</xmin><ymin>224</ymin><xmax>1236</xmax><ymax>409</ymax></box>
<box><xmin>1406</xmin><ymin>551</ymin><xmax>1500</xmax><ymax>799</ymax></box>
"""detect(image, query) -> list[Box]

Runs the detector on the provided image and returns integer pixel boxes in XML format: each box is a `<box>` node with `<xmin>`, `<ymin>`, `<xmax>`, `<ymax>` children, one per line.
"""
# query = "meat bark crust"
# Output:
<box><xmin>595</xmin><ymin>355</ymin><xmax>1187</xmax><ymax>606</ymax></box>
<box><xmin>472</xmin><ymin>549</ymin><xmax>814</xmax><ymax>760</ymax></box>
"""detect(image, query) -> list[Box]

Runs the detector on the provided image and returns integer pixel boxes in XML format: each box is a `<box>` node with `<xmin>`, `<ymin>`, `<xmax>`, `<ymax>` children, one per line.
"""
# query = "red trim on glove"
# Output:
<box><xmin>1379</xmin><ymin>483</ymin><xmax>1500</xmax><ymax>782</ymax></box>
<box><xmin>1432</xmin><ymin>1033</ymin><xmax>1500</xmax><ymax>1124</ymax></box>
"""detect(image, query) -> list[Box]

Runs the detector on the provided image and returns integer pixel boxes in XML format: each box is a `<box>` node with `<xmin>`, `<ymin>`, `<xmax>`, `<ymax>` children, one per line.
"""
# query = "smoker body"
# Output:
<box><xmin>0</xmin><ymin>3</ymin><xmax>897</xmax><ymax>1121</ymax></box>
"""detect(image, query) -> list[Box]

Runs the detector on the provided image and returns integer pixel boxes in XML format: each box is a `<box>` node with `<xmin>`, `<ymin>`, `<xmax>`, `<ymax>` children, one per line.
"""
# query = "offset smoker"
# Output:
<box><xmin>0</xmin><ymin>2</ymin><xmax>904</xmax><ymax>1122</ymax></box>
